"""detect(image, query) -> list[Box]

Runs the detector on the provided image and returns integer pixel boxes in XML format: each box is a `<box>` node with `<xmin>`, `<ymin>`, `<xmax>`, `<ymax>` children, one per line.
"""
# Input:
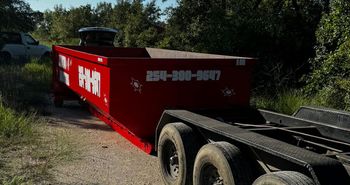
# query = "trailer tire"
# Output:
<box><xmin>158</xmin><ymin>122</ymin><xmax>200</xmax><ymax>185</ymax></box>
<box><xmin>193</xmin><ymin>142</ymin><xmax>253</xmax><ymax>185</ymax></box>
<box><xmin>253</xmin><ymin>171</ymin><xmax>315</xmax><ymax>185</ymax></box>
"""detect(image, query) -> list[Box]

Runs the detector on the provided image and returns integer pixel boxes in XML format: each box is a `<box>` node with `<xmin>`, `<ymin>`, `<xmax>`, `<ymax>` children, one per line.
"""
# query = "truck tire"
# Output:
<box><xmin>253</xmin><ymin>171</ymin><xmax>315</xmax><ymax>185</ymax></box>
<box><xmin>158</xmin><ymin>122</ymin><xmax>200</xmax><ymax>185</ymax></box>
<box><xmin>0</xmin><ymin>52</ymin><xmax>11</xmax><ymax>63</ymax></box>
<box><xmin>193</xmin><ymin>142</ymin><xmax>253</xmax><ymax>185</ymax></box>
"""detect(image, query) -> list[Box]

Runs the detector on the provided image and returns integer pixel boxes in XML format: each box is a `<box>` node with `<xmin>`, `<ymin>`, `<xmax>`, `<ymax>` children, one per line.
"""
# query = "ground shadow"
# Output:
<box><xmin>46</xmin><ymin>101</ymin><xmax>114</xmax><ymax>132</ymax></box>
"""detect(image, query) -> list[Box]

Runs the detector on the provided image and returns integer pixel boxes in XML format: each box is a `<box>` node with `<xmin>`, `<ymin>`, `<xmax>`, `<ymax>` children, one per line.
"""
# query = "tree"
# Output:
<box><xmin>0</xmin><ymin>0</ymin><xmax>42</xmax><ymax>32</ymax></box>
<box><xmin>95</xmin><ymin>2</ymin><xmax>114</xmax><ymax>28</ymax></box>
<box><xmin>113</xmin><ymin>0</ymin><xmax>163</xmax><ymax>47</ymax></box>
<box><xmin>160</xmin><ymin>0</ymin><xmax>327</xmax><ymax>93</ymax></box>
<box><xmin>34</xmin><ymin>0</ymin><xmax>163</xmax><ymax>46</ymax></box>
<box><xmin>39</xmin><ymin>4</ymin><xmax>97</xmax><ymax>43</ymax></box>
<box><xmin>306</xmin><ymin>0</ymin><xmax>350</xmax><ymax>110</ymax></box>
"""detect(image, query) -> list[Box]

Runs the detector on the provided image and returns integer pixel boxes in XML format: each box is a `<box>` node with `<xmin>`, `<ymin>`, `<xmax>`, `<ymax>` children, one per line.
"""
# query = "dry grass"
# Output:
<box><xmin>0</xmin><ymin>60</ymin><xmax>77</xmax><ymax>184</ymax></box>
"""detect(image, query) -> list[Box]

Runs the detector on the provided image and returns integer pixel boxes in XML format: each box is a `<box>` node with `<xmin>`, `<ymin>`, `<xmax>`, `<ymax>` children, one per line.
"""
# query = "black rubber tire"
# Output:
<box><xmin>193</xmin><ymin>142</ymin><xmax>253</xmax><ymax>185</ymax></box>
<box><xmin>0</xmin><ymin>52</ymin><xmax>11</xmax><ymax>63</ymax></box>
<box><xmin>253</xmin><ymin>171</ymin><xmax>315</xmax><ymax>185</ymax></box>
<box><xmin>158</xmin><ymin>122</ymin><xmax>200</xmax><ymax>185</ymax></box>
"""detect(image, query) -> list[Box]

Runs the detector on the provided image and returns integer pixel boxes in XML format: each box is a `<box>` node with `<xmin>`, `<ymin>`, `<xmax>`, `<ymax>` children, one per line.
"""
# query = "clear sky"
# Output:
<box><xmin>26</xmin><ymin>0</ymin><xmax>177</xmax><ymax>12</ymax></box>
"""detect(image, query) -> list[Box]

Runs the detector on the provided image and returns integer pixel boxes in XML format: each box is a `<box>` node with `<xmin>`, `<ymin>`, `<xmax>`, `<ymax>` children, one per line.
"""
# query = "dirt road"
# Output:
<box><xmin>47</xmin><ymin>102</ymin><xmax>163</xmax><ymax>185</ymax></box>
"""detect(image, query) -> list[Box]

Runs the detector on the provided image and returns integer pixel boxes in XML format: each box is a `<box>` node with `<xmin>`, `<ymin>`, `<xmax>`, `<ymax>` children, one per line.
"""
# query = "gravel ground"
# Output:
<box><xmin>48</xmin><ymin>102</ymin><xmax>163</xmax><ymax>185</ymax></box>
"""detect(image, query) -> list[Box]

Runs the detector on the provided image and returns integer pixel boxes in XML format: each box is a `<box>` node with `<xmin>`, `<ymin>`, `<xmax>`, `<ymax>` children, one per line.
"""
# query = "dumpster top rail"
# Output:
<box><xmin>53</xmin><ymin>45</ymin><xmax>254</xmax><ymax>63</ymax></box>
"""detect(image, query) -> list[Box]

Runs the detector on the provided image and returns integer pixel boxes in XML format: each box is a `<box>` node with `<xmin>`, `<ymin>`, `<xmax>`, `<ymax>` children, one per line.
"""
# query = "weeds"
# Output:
<box><xmin>251</xmin><ymin>89</ymin><xmax>324</xmax><ymax>115</ymax></box>
<box><xmin>0</xmin><ymin>98</ymin><xmax>35</xmax><ymax>138</ymax></box>
<box><xmin>2</xmin><ymin>176</ymin><xmax>27</xmax><ymax>185</ymax></box>
<box><xmin>0</xmin><ymin>59</ymin><xmax>76</xmax><ymax>184</ymax></box>
<box><xmin>0</xmin><ymin>59</ymin><xmax>51</xmax><ymax>112</ymax></box>
<box><xmin>0</xmin><ymin>124</ymin><xmax>78</xmax><ymax>184</ymax></box>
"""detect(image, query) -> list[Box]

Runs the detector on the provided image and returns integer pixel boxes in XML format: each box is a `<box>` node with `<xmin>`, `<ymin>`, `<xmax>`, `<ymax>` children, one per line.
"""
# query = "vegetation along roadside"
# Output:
<box><xmin>0</xmin><ymin>59</ymin><xmax>77</xmax><ymax>184</ymax></box>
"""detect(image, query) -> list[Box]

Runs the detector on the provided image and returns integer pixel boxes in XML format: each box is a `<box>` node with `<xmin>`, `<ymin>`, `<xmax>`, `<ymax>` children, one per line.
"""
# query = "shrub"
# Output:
<box><xmin>0</xmin><ymin>59</ymin><xmax>51</xmax><ymax>111</ymax></box>
<box><xmin>0</xmin><ymin>96</ymin><xmax>34</xmax><ymax>138</ymax></box>
<box><xmin>303</xmin><ymin>0</ymin><xmax>350</xmax><ymax>111</ymax></box>
<box><xmin>252</xmin><ymin>90</ymin><xmax>321</xmax><ymax>115</ymax></box>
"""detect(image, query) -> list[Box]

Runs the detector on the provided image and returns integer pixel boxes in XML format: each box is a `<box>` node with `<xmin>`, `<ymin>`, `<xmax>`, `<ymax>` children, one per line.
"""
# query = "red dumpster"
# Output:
<box><xmin>52</xmin><ymin>45</ymin><xmax>255</xmax><ymax>153</ymax></box>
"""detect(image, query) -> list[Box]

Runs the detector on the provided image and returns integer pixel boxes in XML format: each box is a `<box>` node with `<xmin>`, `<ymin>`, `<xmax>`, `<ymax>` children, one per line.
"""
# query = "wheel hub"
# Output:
<box><xmin>202</xmin><ymin>165</ymin><xmax>224</xmax><ymax>185</ymax></box>
<box><xmin>169</xmin><ymin>150</ymin><xmax>179</xmax><ymax>178</ymax></box>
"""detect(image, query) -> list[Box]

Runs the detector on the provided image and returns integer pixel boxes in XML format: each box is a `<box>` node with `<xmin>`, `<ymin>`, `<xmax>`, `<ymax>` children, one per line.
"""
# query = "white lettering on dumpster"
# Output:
<box><xmin>78</xmin><ymin>66</ymin><xmax>101</xmax><ymax>97</ymax></box>
<box><xmin>236</xmin><ymin>59</ymin><xmax>246</xmax><ymax>66</ymax></box>
<box><xmin>59</xmin><ymin>70</ymin><xmax>70</xmax><ymax>86</ymax></box>
<box><xmin>58</xmin><ymin>55</ymin><xmax>71</xmax><ymax>70</ymax></box>
<box><xmin>146</xmin><ymin>70</ymin><xmax>221</xmax><ymax>82</ymax></box>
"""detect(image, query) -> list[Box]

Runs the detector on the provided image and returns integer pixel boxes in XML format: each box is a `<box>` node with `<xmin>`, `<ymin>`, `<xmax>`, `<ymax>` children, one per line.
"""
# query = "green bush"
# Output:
<box><xmin>0</xmin><ymin>96</ymin><xmax>34</xmax><ymax>138</ymax></box>
<box><xmin>305</xmin><ymin>0</ymin><xmax>350</xmax><ymax>111</ymax></box>
<box><xmin>0</xmin><ymin>59</ymin><xmax>51</xmax><ymax>111</ymax></box>
<box><xmin>311</xmin><ymin>79</ymin><xmax>350</xmax><ymax>111</ymax></box>
<box><xmin>0</xmin><ymin>58</ymin><xmax>51</xmax><ymax>139</ymax></box>
<box><xmin>252</xmin><ymin>90</ymin><xmax>323</xmax><ymax>115</ymax></box>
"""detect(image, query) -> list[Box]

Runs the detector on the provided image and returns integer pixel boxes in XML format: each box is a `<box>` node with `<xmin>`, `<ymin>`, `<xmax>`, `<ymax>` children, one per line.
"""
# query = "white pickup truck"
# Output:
<box><xmin>0</xmin><ymin>32</ymin><xmax>51</xmax><ymax>62</ymax></box>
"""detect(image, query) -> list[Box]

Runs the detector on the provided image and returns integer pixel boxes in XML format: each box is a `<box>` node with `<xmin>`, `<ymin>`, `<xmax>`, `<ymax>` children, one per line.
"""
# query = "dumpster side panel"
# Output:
<box><xmin>53</xmin><ymin>45</ymin><xmax>255</xmax><ymax>145</ymax></box>
<box><xmin>53</xmin><ymin>48</ymin><xmax>111</xmax><ymax>113</ymax></box>
<box><xmin>109</xmin><ymin>59</ymin><xmax>254</xmax><ymax>139</ymax></box>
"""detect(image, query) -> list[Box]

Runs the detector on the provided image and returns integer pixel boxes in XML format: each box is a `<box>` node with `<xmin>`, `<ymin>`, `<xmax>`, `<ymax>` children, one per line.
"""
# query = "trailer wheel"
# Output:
<box><xmin>78</xmin><ymin>98</ymin><xmax>88</xmax><ymax>108</ymax></box>
<box><xmin>158</xmin><ymin>122</ymin><xmax>200</xmax><ymax>185</ymax></box>
<box><xmin>253</xmin><ymin>171</ymin><xmax>315</xmax><ymax>185</ymax></box>
<box><xmin>193</xmin><ymin>142</ymin><xmax>252</xmax><ymax>185</ymax></box>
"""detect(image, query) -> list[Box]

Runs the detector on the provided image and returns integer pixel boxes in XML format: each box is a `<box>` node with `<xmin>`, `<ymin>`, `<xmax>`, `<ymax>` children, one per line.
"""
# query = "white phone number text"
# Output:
<box><xmin>146</xmin><ymin>70</ymin><xmax>221</xmax><ymax>82</ymax></box>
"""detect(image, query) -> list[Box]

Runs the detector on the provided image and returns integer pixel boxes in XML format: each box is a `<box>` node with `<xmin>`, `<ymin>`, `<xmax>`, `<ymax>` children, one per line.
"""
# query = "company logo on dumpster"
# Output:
<box><xmin>58</xmin><ymin>55</ymin><xmax>71</xmax><ymax>70</ymax></box>
<box><xmin>78</xmin><ymin>66</ymin><xmax>101</xmax><ymax>97</ymax></box>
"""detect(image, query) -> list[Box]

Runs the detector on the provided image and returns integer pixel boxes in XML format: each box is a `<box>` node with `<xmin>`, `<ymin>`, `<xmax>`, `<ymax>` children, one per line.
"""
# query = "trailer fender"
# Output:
<box><xmin>155</xmin><ymin>111</ymin><xmax>182</xmax><ymax>151</ymax></box>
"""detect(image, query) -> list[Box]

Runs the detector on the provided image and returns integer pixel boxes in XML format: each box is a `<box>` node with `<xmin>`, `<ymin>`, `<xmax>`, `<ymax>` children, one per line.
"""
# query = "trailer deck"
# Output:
<box><xmin>156</xmin><ymin>109</ymin><xmax>350</xmax><ymax>185</ymax></box>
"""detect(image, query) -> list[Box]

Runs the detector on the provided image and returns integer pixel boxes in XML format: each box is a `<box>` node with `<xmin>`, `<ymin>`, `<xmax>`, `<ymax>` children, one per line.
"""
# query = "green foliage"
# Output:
<box><xmin>32</xmin><ymin>0</ymin><xmax>327</xmax><ymax>94</ymax></box>
<box><xmin>306</xmin><ymin>0</ymin><xmax>350</xmax><ymax>110</ymax></box>
<box><xmin>34</xmin><ymin>0</ymin><xmax>162</xmax><ymax>47</ymax></box>
<box><xmin>0</xmin><ymin>59</ymin><xmax>51</xmax><ymax>138</ymax></box>
<box><xmin>0</xmin><ymin>0</ymin><xmax>42</xmax><ymax>32</ymax></box>
<box><xmin>161</xmin><ymin>0</ymin><xmax>327</xmax><ymax>93</ymax></box>
<box><xmin>121</xmin><ymin>0</ymin><xmax>163</xmax><ymax>47</ymax></box>
<box><xmin>252</xmin><ymin>90</ymin><xmax>312</xmax><ymax>115</ymax></box>
<box><xmin>0</xmin><ymin>96</ymin><xmax>34</xmax><ymax>138</ymax></box>
<box><xmin>0</xmin><ymin>59</ymin><xmax>75</xmax><ymax>184</ymax></box>
<box><xmin>0</xmin><ymin>59</ymin><xmax>51</xmax><ymax>112</ymax></box>
<box><xmin>251</xmin><ymin>89</ymin><xmax>330</xmax><ymax>115</ymax></box>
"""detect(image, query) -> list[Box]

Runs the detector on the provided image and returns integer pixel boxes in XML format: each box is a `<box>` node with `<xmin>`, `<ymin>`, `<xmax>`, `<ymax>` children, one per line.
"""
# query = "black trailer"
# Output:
<box><xmin>155</xmin><ymin>106</ymin><xmax>350</xmax><ymax>185</ymax></box>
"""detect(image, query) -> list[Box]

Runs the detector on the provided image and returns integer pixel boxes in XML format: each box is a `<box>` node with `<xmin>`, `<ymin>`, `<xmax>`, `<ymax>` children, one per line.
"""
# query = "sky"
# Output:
<box><xmin>26</xmin><ymin>0</ymin><xmax>177</xmax><ymax>12</ymax></box>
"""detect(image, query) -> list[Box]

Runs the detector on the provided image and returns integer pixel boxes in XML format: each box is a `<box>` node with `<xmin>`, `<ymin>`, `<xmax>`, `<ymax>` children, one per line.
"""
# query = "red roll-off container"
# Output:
<box><xmin>52</xmin><ymin>45</ymin><xmax>255</xmax><ymax>153</ymax></box>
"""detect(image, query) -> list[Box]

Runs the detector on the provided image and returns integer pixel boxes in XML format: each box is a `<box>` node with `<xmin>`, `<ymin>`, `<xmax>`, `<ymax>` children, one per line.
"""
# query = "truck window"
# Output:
<box><xmin>0</xmin><ymin>33</ymin><xmax>22</xmax><ymax>44</ymax></box>
<box><xmin>24</xmin><ymin>34</ymin><xmax>37</xmax><ymax>45</ymax></box>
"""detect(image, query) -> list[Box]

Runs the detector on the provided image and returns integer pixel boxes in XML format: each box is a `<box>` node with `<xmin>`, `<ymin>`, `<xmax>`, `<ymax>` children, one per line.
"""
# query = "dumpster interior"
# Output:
<box><xmin>61</xmin><ymin>45</ymin><xmax>248</xmax><ymax>59</ymax></box>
